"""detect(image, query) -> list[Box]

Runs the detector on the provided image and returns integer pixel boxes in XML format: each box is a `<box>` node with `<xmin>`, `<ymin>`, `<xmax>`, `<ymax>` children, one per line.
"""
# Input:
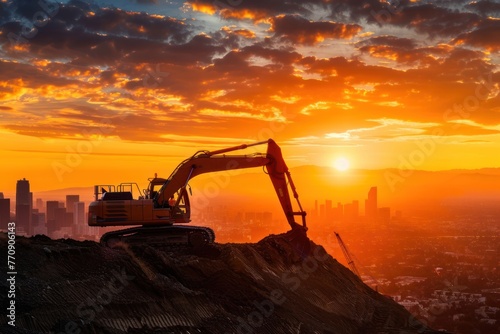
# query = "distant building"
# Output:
<box><xmin>66</xmin><ymin>195</ymin><xmax>79</xmax><ymax>214</ymax></box>
<box><xmin>344</xmin><ymin>200</ymin><xmax>359</xmax><ymax>222</ymax></box>
<box><xmin>55</xmin><ymin>207</ymin><xmax>72</xmax><ymax>231</ymax></box>
<box><xmin>378</xmin><ymin>207</ymin><xmax>391</xmax><ymax>223</ymax></box>
<box><xmin>325</xmin><ymin>200</ymin><xmax>333</xmax><ymax>220</ymax></box>
<box><xmin>46</xmin><ymin>200</ymin><xmax>60</xmax><ymax>236</ymax></box>
<box><xmin>352</xmin><ymin>200</ymin><xmax>359</xmax><ymax>220</ymax></box>
<box><xmin>16</xmin><ymin>178</ymin><xmax>32</xmax><ymax>235</ymax></box>
<box><xmin>35</xmin><ymin>198</ymin><xmax>44</xmax><ymax>213</ymax></box>
<box><xmin>0</xmin><ymin>196</ymin><xmax>10</xmax><ymax>231</ymax></box>
<box><xmin>365</xmin><ymin>186</ymin><xmax>377</xmax><ymax>221</ymax></box>
<box><xmin>73</xmin><ymin>201</ymin><xmax>86</xmax><ymax>237</ymax></box>
<box><xmin>33</xmin><ymin>211</ymin><xmax>46</xmax><ymax>235</ymax></box>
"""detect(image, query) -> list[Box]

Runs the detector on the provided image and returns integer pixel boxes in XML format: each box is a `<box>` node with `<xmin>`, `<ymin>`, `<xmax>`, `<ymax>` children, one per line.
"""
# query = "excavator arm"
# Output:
<box><xmin>155</xmin><ymin>139</ymin><xmax>307</xmax><ymax>231</ymax></box>
<box><xmin>91</xmin><ymin>139</ymin><xmax>307</xmax><ymax>248</ymax></box>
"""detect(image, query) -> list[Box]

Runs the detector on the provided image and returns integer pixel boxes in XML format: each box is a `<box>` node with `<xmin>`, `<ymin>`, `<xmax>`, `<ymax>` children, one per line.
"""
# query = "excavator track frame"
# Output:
<box><xmin>100</xmin><ymin>225</ymin><xmax>215</xmax><ymax>248</ymax></box>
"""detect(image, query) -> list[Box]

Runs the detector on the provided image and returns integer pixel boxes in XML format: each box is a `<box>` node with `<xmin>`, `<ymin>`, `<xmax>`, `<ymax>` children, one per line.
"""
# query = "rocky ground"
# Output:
<box><xmin>0</xmin><ymin>231</ymin><xmax>445</xmax><ymax>333</ymax></box>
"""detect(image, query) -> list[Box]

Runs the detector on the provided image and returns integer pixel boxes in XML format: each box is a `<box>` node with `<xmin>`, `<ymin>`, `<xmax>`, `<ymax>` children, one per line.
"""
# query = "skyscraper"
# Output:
<box><xmin>16</xmin><ymin>178</ymin><xmax>32</xmax><ymax>235</ymax></box>
<box><xmin>66</xmin><ymin>195</ymin><xmax>79</xmax><ymax>214</ymax></box>
<box><xmin>0</xmin><ymin>194</ymin><xmax>10</xmax><ymax>231</ymax></box>
<box><xmin>35</xmin><ymin>198</ymin><xmax>44</xmax><ymax>213</ymax></box>
<box><xmin>73</xmin><ymin>201</ymin><xmax>85</xmax><ymax>237</ymax></box>
<box><xmin>46</xmin><ymin>200</ymin><xmax>59</xmax><ymax>237</ymax></box>
<box><xmin>365</xmin><ymin>186</ymin><xmax>377</xmax><ymax>221</ymax></box>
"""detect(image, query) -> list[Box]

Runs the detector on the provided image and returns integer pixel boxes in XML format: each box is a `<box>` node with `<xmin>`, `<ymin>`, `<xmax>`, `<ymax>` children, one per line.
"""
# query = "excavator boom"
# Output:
<box><xmin>155</xmin><ymin>139</ymin><xmax>306</xmax><ymax>230</ymax></box>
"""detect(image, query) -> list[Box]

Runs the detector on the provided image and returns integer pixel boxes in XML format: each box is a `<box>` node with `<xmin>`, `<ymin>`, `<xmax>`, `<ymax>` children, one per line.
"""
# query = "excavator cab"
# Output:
<box><xmin>146</xmin><ymin>176</ymin><xmax>191</xmax><ymax>222</ymax></box>
<box><xmin>145</xmin><ymin>176</ymin><xmax>168</xmax><ymax>200</ymax></box>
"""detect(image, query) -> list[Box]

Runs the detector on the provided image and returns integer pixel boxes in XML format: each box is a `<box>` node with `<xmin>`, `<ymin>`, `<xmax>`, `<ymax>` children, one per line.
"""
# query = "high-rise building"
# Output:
<box><xmin>325</xmin><ymin>200</ymin><xmax>332</xmax><ymax>220</ymax></box>
<box><xmin>352</xmin><ymin>200</ymin><xmax>359</xmax><ymax>219</ymax></box>
<box><xmin>53</xmin><ymin>207</ymin><xmax>73</xmax><ymax>238</ymax></box>
<box><xmin>341</xmin><ymin>200</ymin><xmax>359</xmax><ymax>223</ymax></box>
<box><xmin>16</xmin><ymin>178</ymin><xmax>32</xmax><ymax>235</ymax></box>
<box><xmin>0</xmin><ymin>195</ymin><xmax>10</xmax><ymax>231</ymax></box>
<box><xmin>46</xmin><ymin>200</ymin><xmax>60</xmax><ymax>236</ymax></box>
<box><xmin>33</xmin><ymin>211</ymin><xmax>46</xmax><ymax>235</ymax></box>
<box><xmin>365</xmin><ymin>186</ymin><xmax>377</xmax><ymax>221</ymax></box>
<box><xmin>378</xmin><ymin>207</ymin><xmax>391</xmax><ymax>224</ymax></box>
<box><xmin>35</xmin><ymin>198</ymin><xmax>44</xmax><ymax>213</ymax></box>
<box><xmin>66</xmin><ymin>195</ymin><xmax>79</xmax><ymax>214</ymax></box>
<box><xmin>74</xmin><ymin>201</ymin><xmax>85</xmax><ymax>237</ymax></box>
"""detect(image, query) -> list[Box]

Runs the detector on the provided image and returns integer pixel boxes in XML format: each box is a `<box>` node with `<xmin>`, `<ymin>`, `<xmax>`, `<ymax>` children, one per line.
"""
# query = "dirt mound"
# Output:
<box><xmin>0</xmin><ymin>231</ymin><xmax>441</xmax><ymax>333</ymax></box>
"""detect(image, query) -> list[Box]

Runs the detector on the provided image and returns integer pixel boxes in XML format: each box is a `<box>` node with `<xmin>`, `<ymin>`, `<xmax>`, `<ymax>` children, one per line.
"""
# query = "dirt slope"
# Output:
<box><xmin>0</xmin><ymin>232</ymin><xmax>442</xmax><ymax>334</ymax></box>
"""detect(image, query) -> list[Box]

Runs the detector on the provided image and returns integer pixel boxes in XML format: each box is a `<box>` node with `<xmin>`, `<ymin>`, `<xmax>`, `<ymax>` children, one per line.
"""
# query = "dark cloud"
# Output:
<box><xmin>330</xmin><ymin>0</ymin><xmax>484</xmax><ymax>37</ymax></box>
<box><xmin>453</xmin><ymin>20</ymin><xmax>500</xmax><ymax>51</ymax></box>
<box><xmin>356</xmin><ymin>35</ymin><xmax>441</xmax><ymax>65</ymax></box>
<box><xmin>135</xmin><ymin>0</ymin><xmax>159</xmax><ymax>4</ymax></box>
<box><xmin>357</xmin><ymin>35</ymin><xmax>417</xmax><ymax>49</ymax></box>
<box><xmin>0</xmin><ymin>1</ymin><xmax>224</xmax><ymax>68</ymax></box>
<box><xmin>188</xmin><ymin>0</ymin><xmax>330</xmax><ymax>21</ymax></box>
<box><xmin>465</xmin><ymin>0</ymin><xmax>500</xmax><ymax>16</ymax></box>
<box><xmin>299</xmin><ymin>56</ymin><xmax>404</xmax><ymax>83</ymax></box>
<box><xmin>0</xmin><ymin>0</ymin><xmax>191</xmax><ymax>47</ymax></box>
<box><xmin>0</xmin><ymin>0</ymin><xmax>498</xmax><ymax>145</ymax></box>
<box><xmin>269</xmin><ymin>14</ymin><xmax>361</xmax><ymax>45</ymax></box>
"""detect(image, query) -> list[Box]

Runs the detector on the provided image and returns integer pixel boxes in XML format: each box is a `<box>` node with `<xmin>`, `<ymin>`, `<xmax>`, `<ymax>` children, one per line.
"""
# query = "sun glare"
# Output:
<box><xmin>333</xmin><ymin>157</ymin><xmax>350</xmax><ymax>171</ymax></box>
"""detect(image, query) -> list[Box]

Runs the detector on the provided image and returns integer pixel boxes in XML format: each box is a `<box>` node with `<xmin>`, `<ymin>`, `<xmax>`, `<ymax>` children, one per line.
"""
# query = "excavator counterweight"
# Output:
<box><xmin>88</xmin><ymin>139</ymin><xmax>307</xmax><ymax>247</ymax></box>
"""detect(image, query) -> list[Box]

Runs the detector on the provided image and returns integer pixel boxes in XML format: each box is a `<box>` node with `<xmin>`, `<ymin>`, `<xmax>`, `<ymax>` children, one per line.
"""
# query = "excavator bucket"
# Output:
<box><xmin>283</xmin><ymin>227</ymin><xmax>311</xmax><ymax>258</ymax></box>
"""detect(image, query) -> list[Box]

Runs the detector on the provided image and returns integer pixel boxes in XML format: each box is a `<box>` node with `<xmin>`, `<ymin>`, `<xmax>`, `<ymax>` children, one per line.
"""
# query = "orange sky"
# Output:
<box><xmin>0</xmin><ymin>0</ymin><xmax>499</xmax><ymax>192</ymax></box>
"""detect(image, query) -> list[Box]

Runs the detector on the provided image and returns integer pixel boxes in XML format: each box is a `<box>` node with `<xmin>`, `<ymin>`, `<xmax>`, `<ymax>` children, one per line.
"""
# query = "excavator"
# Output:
<box><xmin>88</xmin><ymin>139</ymin><xmax>307</xmax><ymax>248</ymax></box>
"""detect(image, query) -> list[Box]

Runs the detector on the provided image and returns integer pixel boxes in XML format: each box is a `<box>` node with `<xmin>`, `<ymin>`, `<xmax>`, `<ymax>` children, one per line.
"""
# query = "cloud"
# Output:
<box><xmin>0</xmin><ymin>0</ymin><xmax>498</xmax><ymax>149</ymax></box>
<box><xmin>330</xmin><ymin>0</ymin><xmax>486</xmax><ymax>38</ymax></box>
<box><xmin>452</xmin><ymin>19</ymin><xmax>500</xmax><ymax>51</ymax></box>
<box><xmin>269</xmin><ymin>14</ymin><xmax>362</xmax><ymax>45</ymax></box>
<box><xmin>2</xmin><ymin>0</ymin><xmax>190</xmax><ymax>43</ymax></box>
<box><xmin>465</xmin><ymin>0</ymin><xmax>500</xmax><ymax>16</ymax></box>
<box><xmin>355</xmin><ymin>36</ymin><xmax>459</xmax><ymax>66</ymax></box>
<box><xmin>187</xmin><ymin>0</ymin><xmax>330</xmax><ymax>22</ymax></box>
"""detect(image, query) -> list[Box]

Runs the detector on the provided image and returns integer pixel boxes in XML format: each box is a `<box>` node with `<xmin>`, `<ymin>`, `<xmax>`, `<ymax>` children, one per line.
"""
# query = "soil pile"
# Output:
<box><xmin>0</xmin><ymin>231</ymin><xmax>442</xmax><ymax>333</ymax></box>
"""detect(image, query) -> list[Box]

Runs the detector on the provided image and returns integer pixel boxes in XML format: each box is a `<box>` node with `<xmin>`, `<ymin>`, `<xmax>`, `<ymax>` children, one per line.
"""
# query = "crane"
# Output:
<box><xmin>88</xmin><ymin>139</ymin><xmax>307</xmax><ymax>247</ymax></box>
<box><xmin>335</xmin><ymin>232</ymin><xmax>380</xmax><ymax>291</ymax></box>
<box><xmin>334</xmin><ymin>232</ymin><xmax>361</xmax><ymax>277</ymax></box>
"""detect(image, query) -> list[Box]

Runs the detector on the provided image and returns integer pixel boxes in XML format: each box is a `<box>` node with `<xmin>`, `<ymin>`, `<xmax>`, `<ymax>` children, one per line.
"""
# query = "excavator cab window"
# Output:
<box><xmin>171</xmin><ymin>188</ymin><xmax>190</xmax><ymax>223</ymax></box>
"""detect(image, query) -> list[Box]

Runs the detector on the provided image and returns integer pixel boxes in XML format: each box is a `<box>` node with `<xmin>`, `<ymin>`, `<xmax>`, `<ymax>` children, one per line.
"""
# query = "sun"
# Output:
<box><xmin>333</xmin><ymin>157</ymin><xmax>350</xmax><ymax>171</ymax></box>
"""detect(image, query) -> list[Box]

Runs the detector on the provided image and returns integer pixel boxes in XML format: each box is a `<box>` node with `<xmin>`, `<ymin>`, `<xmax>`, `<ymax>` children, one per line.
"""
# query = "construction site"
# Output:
<box><xmin>0</xmin><ymin>139</ymin><xmax>446</xmax><ymax>334</ymax></box>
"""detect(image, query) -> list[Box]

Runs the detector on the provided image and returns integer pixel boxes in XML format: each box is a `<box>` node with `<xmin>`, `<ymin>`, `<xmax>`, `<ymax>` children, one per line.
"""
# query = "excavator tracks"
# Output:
<box><xmin>100</xmin><ymin>225</ymin><xmax>215</xmax><ymax>249</ymax></box>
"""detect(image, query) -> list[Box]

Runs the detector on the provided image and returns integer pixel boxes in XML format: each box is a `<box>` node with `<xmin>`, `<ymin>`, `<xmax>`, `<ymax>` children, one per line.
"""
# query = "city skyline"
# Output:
<box><xmin>1</xmin><ymin>176</ymin><xmax>396</xmax><ymax>240</ymax></box>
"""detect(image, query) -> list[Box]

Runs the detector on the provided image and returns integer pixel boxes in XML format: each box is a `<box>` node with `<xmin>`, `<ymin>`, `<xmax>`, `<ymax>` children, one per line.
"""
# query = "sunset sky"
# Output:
<box><xmin>1</xmin><ymin>0</ymin><xmax>499</xmax><ymax>192</ymax></box>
